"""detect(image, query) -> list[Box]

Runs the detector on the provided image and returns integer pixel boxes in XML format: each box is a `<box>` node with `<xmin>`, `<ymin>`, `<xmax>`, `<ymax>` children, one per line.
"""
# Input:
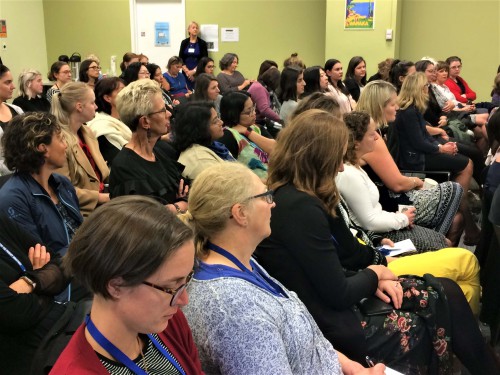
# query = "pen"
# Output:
<box><xmin>365</xmin><ymin>355</ymin><xmax>375</xmax><ymax>368</ymax></box>
<box><xmin>376</xmin><ymin>247</ymin><xmax>401</xmax><ymax>256</ymax></box>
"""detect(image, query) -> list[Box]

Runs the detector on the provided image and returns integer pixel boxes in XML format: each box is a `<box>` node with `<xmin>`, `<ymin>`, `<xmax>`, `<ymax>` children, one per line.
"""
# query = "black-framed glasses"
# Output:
<box><xmin>142</xmin><ymin>270</ymin><xmax>194</xmax><ymax>306</ymax></box>
<box><xmin>147</xmin><ymin>106</ymin><xmax>168</xmax><ymax>116</ymax></box>
<box><xmin>243</xmin><ymin>189</ymin><xmax>274</xmax><ymax>204</ymax></box>
<box><xmin>88</xmin><ymin>66</ymin><xmax>101</xmax><ymax>70</ymax></box>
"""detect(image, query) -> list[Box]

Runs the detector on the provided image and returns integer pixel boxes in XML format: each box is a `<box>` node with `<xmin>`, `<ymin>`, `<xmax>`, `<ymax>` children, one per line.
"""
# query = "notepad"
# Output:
<box><xmin>386</xmin><ymin>367</ymin><xmax>404</xmax><ymax>375</ymax></box>
<box><xmin>378</xmin><ymin>239</ymin><xmax>417</xmax><ymax>257</ymax></box>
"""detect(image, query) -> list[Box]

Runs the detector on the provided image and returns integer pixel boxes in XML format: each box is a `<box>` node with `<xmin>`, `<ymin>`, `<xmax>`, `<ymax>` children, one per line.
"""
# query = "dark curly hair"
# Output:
<box><xmin>171</xmin><ymin>101</ymin><xmax>214</xmax><ymax>152</ymax></box>
<box><xmin>2</xmin><ymin>112</ymin><xmax>62</xmax><ymax>174</ymax></box>
<box><xmin>343</xmin><ymin>111</ymin><xmax>371</xmax><ymax>165</ymax></box>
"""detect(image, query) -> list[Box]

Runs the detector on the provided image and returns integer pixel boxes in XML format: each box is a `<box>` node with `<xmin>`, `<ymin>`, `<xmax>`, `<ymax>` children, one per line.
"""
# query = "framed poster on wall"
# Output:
<box><xmin>345</xmin><ymin>0</ymin><xmax>375</xmax><ymax>30</ymax></box>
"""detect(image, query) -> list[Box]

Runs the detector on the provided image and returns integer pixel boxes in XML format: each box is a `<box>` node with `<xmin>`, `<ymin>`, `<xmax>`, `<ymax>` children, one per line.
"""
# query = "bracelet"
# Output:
<box><xmin>20</xmin><ymin>275</ymin><xmax>37</xmax><ymax>290</ymax></box>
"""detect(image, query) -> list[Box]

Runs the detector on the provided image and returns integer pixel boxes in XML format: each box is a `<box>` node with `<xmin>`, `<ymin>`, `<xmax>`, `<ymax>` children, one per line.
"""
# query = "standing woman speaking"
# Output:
<box><xmin>179</xmin><ymin>21</ymin><xmax>208</xmax><ymax>90</ymax></box>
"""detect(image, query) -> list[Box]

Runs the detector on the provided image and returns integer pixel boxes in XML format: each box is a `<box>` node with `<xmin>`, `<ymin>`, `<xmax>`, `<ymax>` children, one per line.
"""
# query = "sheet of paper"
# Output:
<box><xmin>380</xmin><ymin>239</ymin><xmax>416</xmax><ymax>256</ymax></box>
<box><xmin>385</xmin><ymin>367</ymin><xmax>405</xmax><ymax>375</ymax></box>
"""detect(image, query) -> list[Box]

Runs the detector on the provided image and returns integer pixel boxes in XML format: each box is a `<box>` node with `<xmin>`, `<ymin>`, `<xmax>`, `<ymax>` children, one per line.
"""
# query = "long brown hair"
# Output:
<box><xmin>268</xmin><ymin>109</ymin><xmax>348</xmax><ymax>214</ymax></box>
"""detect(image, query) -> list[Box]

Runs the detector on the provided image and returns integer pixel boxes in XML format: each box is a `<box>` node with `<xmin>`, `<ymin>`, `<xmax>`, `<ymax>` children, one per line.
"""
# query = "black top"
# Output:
<box><xmin>12</xmin><ymin>95</ymin><xmax>51</xmax><ymax>113</ymax></box>
<box><xmin>255</xmin><ymin>183</ymin><xmax>378</xmax><ymax>311</ymax></box>
<box><xmin>0</xmin><ymin>215</ymin><xmax>68</xmax><ymax>374</ymax></box>
<box><xmin>178</xmin><ymin>37</ymin><xmax>208</xmax><ymax>65</ymax></box>
<box><xmin>109</xmin><ymin>143</ymin><xmax>186</xmax><ymax>204</ymax></box>
<box><xmin>343</xmin><ymin>78</ymin><xmax>362</xmax><ymax>101</ymax></box>
<box><xmin>489</xmin><ymin>186</ymin><xmax>500</xmax><ymax>226</ymax></box>
<box><xmin>0</xmin><ymin>105</ymin><xmax>19</xmax><ymax>129</ymax></box>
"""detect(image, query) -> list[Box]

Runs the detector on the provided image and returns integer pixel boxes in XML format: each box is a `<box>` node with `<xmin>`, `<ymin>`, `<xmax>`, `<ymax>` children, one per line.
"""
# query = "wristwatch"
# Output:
<box><xmin>20</xmin><ymin>275</ymin><xmax>37</xmax><ymax>291</ymax></box>
<box><xmin>243</xmin><ymin>127</ymin><xmax>253</xmax><ymax>138</ymax></box>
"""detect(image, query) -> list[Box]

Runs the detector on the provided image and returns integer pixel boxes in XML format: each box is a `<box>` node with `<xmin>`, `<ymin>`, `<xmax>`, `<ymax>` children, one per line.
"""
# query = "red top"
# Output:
<box><xmin>444</xmin><ymin>76</ymin><xmax>476</xmax><ymax>103</ymax></box>
<box><xmin>50</xmin><ymin>310</ymin><xmax>204</xmax><ymax>374</ymax></box>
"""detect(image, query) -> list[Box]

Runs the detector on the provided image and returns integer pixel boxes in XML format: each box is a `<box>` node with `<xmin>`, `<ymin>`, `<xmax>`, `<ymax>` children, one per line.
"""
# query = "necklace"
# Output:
<box><xmin>138</xmin><ymin>336</ymin><xmax>149</xmax><ymax>374</ymax></box>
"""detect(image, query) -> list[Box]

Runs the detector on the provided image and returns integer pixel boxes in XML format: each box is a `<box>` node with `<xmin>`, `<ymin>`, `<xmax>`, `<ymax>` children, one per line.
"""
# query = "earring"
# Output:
<box><xmin>146</xmin><ymin>127</ymin><xmax>151</xmax><ymax>143</ymax></box>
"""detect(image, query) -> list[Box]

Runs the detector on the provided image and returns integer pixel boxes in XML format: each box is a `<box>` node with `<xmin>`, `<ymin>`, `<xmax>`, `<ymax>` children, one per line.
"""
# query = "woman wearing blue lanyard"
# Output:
<box><xmin>179</xmin><ymin>21</ymin><xmax>208</xmax><ymax>91</ymax></box>
<box><xmin>51</xmin><ymin>196</ymin><xmax>204</xmax><ymax>374</ymax></box>
<box><xmin>182</xmin><ymin>162</ymin><xmax>385</xmax><ymax>375</ymax></box>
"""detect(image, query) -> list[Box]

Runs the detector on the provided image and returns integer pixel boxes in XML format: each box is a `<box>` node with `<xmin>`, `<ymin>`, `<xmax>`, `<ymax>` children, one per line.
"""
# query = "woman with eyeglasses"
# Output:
<box><xmin>219</xmin><ymin>91</ymin><xmax>276</xmax><ymax>179</ymax></box>
<box><xmin>182</xmin><ymin>162</ymin><xmax>385</xmax><ymax>375</ymax></box>
<box><xmin>51</xmin><ymin>195</ymin><xmax>204</xmax><ymax>374</ymax></box>
<box><xmin>194</xmin><ymin>57</ymin><xmax>215</xmax><ymax>79</ymax></box>
<box><xmin>46</xmin><ymin>61</ymin><xmax>73</xmax><ymax>103</ymax></box>
<box><xmin>173</xmin><ymin>102</ymin><xmax>234</xmax><ymax>181</ymax></box>
<box><xmin>255</xmin><ymin>109</ymin><xmax>500</xmax><ymax>374</ymax></box>
<box><xmin>79</xmin><ymin>59</ymin><xmax>100</xmax><ymax>89</ymax></box>
<box><xmin>109</xmin><ymin>79</ymin><xmax>188</xmax><ymax>214</ymax></box>
<box><xmin>123</xmin><ymin>61</ymin><xmax>151</xmax><ymax>86</ymax></box>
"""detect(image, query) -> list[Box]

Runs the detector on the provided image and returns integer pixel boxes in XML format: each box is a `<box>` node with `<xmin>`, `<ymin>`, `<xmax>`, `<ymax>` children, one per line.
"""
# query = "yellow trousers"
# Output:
<box><xmin>388</xmin><ymin>248</ymin><xmax>480</xmax><ymax>316</ymax></box>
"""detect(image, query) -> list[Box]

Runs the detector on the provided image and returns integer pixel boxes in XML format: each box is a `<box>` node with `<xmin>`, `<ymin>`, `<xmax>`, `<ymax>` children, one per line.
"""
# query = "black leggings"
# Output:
<box><xmin>439</xmin><ymin>277</ymin><xmax>500</xmax><ymax>375</ymax></box>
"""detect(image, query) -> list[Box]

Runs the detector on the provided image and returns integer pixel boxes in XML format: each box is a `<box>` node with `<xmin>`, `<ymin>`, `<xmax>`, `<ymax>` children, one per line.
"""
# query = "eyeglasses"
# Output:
<box><xmin>147</xmin><ymin>106</ymin><xmax>168</xmax><ymax>116</ymax></box>
<box><xmin>88</xmin><ymin>66</ymin><xmax>101</xmax><ymax>70</ymax></box>
<box><xmin>139</xmin><ymin>71</ymin><xmax>150</xmax><ymax>76</ymax></box>
<box><xmin>142</xmin><ymin>270</ymin><xmax>194</xmax><ymax>306</ymax></box>
<box><xmin>243</xmin><ymin>190</ymin><xmax>274</xmax><ymax>204</ymax></box>
<box><xmin>59</xmin><ymin>70</ymin><xmax>71</xmax><ymax>75</ymax></box>
<box><xmin>241</xmin><ymin>104</ymin><xmax>256</xmax><ymax>116</ymax></box>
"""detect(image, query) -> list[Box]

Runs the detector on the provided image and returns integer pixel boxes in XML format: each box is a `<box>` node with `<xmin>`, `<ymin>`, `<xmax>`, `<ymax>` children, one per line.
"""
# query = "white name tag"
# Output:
<box><xmin>188</xmin><ymin>48</ymin><xmax>195</xmax><ymax>53</ymax></box>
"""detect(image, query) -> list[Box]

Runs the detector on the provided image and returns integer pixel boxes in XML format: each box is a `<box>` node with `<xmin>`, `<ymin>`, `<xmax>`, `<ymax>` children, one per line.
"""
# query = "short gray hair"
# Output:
<box><xmin>116</xmin><ymin>79</ymin><xmax>161</xmax><ymax>131</ymax></box>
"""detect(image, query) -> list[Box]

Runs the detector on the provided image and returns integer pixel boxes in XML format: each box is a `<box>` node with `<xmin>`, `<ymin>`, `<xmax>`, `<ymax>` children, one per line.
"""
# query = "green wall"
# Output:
<box><xmin>325</xmin><ymin>0</ymin><xmax>401</xmax><ymax>78</ymax></box>
<box><xmin>186</xmin><ymin>0</ymin><xmax>326</xmax><ymax>78</ymax></box>
<box><xmin>0</xmin><ymin>0</ymin><xmax>48</xmax><ymax>95</ymax></box>
<box><xmin>43</xmin><ymin>0</ymin><xmax>131</xmax><ymax>75</ymax></box>
<box><xmin>399</xmin><ymin>0</ymin><xmax>499</xmax><ymax>101</ymax></box>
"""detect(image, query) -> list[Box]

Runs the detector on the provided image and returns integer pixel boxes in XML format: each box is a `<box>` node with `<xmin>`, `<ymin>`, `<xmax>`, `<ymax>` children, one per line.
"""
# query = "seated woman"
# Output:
<box><xmin>0</xmin><ymin>216</ymin><xmax>69</xmax><ymax>375</ymax></box>
<box><xmin>367</xmin><ymin>58</ymin><xmax>393</xmax><ymax>82</ymax></box>
<box><xmin>255</xmin><ymin>109</ymin><xmax>499</xmax><ymax>374</ymax></box>
<box><xmin>163</xmin><ymin>56</ymin><xmax>192</xmax><ymax>99</ymax></box>
<box><xmin>191</xmin><ymin>73</ymin><xmax>222</xmax><ymax>113</ymax></box>
<box><xmin>283</xmin><ymin>52</ymin><xmax>306</xmax><ymax>69</ymax></box>
<box><xmin>247</xmin><ymin>65</ymin><xmax>282</xmax><ymax>125</ymax></box>
<box><xmin>387</xmin><ymin>60</ymin><xmax>415</xmax><ymax>94</ymax></box>
<box><xmin>110</xmin><ymin>79</ymin><xmax>188</xmax><ymax>214</ymax></box>
<box><xmin>324</xmin><ymin>59</ymin><xmax>355</xmax><ymax>114</ymax></box>
<box><xmin>51</xmin><ymin>196</ymin><xmax>204</xmax><ymax>374</ymax></box>
<box><xmin>0</xmin><ymin>112</ymin><xmax>83</xmax><ymax>256</ymax></box>
<box><xmin>46</xmin><ymin>61</ymin><xmax>72</xmax><ymax>103</ymax></box>
<box><xmin>433</xmin><ymin>61</ymin><xmax>488</xmax><ymax>153</ymax></box>
<box><xmin>118</xmin><ymin>52</ymin><xmax>139</xmax><ymax>79</ymax></box>
<box><xmin>173</xmin><ymin>102</ymin><xmax>234</xmax><ymax>180</ymax></box>
<box><xmin>0</xmin><ymin>64</ymin><xmax>22</xmax><ymax>130</ymax></box>
<box><xmin>416</xmin><ymin>60</ymin><xmax>485</xmax><ymax>182</ymax></box>
<box><xmin>444</xmin><ymin>56</ymin><xmax>476</xmax><ymax>105</ymax></box>
<box><xmin>86</xmin><ymin>77</ymin><xmax>131</xmax><ymax>166</ymax></box>
<box><xmin>338</xmin><ymin>111</ymin><xmax>449</xmax><ymax>250</ymax></box>
<box><xmin>194</xmin><ymin>56</ymin><xmax>215</xmax><ymax>78</ymax></box>
<box><xmin>343</xmin><ymin>56</ymin><xmax>367</xmax><ymax>101</ymax></box>
<box><xmin>183</xmin><ymin>162</ymin><xmax>385</xmax><ymax>375</ymax></box>
<box><xmin>278</xmin><ymin>66</ymin><xmax>305</xmax><ymax>124</ymax></box>
<box><xmin>216</xmin><ymin>53</ymin><xmax>252</xmax><ymax>94</ymax></box>
<box><xmin>51</xmin><ymin>82</ymin><xmax>110</xmax><ymax>218</ymax></box>
<box><xmin>123</xmin><ymin>61</ymin><xmax>151</xmax><ymax>85</ymax></box>
<box><xmin>356</xmin><ymin>80</ymin><xmax>469</xmax><ymax>246</ymax></box>
<box><xmin>79</xmin><ymin>59</ymin><xmax>100</xmax><ymax>89</ymax></box>
<box><xmin>147</xmin><ymin>63</ymin><xmax>178</xmax><ymax>109</ymax></box>
<box><xmin>12</xmin><ymin>69</ymin><xmax>51</xmax><ymax>113</ymax></box>
<box><xmin>395</xmin><ymin>73</ymin><xmax>480</xmax><ymax>245</ymax></box>
<box><xmin>219</xmin><ymin>91</ymin><xmax>275</xmax><ymax>179</ymax></box>
<box><xmin>301</xmin><ymin>66</ymin><xmax>329</xmax><ymax>98</ymax></box>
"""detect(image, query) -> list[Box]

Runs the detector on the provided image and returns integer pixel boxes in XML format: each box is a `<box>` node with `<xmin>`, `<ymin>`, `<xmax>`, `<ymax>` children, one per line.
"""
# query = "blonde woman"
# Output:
<box><xmin>179</xmin><ymin>21</ymin><xmax>208</xmax><ymax>90</ymax></box>
<box><xmin>51</xmin><ymin>82</ymin><xmax>110</xmax><ymax>217</ymax></box>
<box><xmin>13</xmin><ymin>69</ymin><xmax>51</xmax><ymax>112</ymax></box>
<box><xmin>395</xmin><ymin>73</ymin><xmax>480</xmax><ymax>245</ymax></box>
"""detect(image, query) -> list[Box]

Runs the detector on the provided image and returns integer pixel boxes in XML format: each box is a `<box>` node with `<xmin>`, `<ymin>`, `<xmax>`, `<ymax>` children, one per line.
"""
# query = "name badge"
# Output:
<box><xmin>188</xmin><ymin>48</ymin><xmax>195</xmax><ymax>53</ymax></box>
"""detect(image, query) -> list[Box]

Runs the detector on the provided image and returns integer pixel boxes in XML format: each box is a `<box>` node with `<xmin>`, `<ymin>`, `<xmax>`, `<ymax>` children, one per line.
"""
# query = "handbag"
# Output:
<box><xmin>30</xmin><ymin>298</ymin><xmax>93</xmax><ymax>375</ymax></box>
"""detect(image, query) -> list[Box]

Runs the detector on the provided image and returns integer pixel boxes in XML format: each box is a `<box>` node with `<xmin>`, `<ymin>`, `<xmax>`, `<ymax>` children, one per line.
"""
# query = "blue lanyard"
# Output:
<box><xmin>207</xmin><ymin>242</ymin><xmax>285</xmax><ymax>297</ymax></box>
<box><xmin>85</xmin><ymin>315</ymin><xmax>185</xmax><ymax>375</ymax></box>
<box><xmin>0</xmin><ymin>241</ymin><xmax>27</xmax><ymax>273</ymax></box>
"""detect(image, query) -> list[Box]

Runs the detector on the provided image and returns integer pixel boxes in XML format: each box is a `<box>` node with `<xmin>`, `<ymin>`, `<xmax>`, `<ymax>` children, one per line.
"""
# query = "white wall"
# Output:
<box><xmin>131</xmin><ymin>0</ymin><xmax>185</xmax><ymax>72</ymax></box>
